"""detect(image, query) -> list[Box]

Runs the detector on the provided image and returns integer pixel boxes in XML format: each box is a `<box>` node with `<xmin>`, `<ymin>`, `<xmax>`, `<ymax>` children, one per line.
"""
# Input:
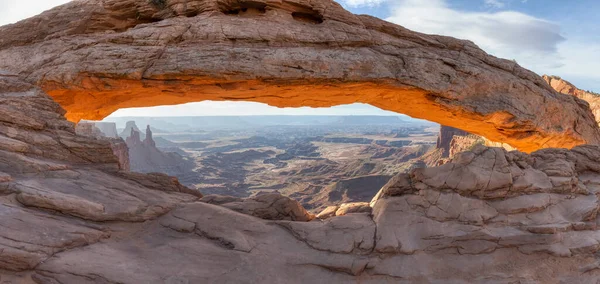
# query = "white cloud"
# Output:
<box><xmin>384</xmin><ymin>0</ymin><xmax>600</xmax><ymax>91</ymax></box>
<box><xmin>0</xmin><ymin>0</ymin><xmax>71</xmax><ymax>26</ymax></box>
<box><xmin>340</xmin><ymin>0</ymin><xmax>387</xmax><ymax>8</ymax></box>
<box><xmin>547</xmin><ymin>42</ymin><xmax>600</xmax><ymax>91</ymax></box>
<box><xmin>484</xmin><ymin>0</ymin><xmax>506</xmax><ymax>8</ymax></box>
<box><xmin>386</xmin><ymin>0</ymin><xmax>565</xmax><ymax>71</ymax></box>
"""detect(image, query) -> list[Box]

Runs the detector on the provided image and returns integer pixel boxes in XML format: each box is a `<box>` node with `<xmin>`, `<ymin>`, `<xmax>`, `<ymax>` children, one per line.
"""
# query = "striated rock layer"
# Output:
<box><xmin>0</xmin><ymin>0</ymin><xmax>599</xmax><ymax>152</ymax></box>
<box><xmin>0</xmin><ymin>72</ymin><xmax>200</xmax><ymax>273</ymax></box>
<box><xmin>545</xmin><ymin>75</ymin><xmax>600</xmax><ymax>125</ymax></box>
<box><xmin>437</xmin><ymin>125</ymin><xmax>470</xmax><ymax>157</ymax></box>
<box><xmin>4</xmin><ymin>72</ymin><xmax>600</xmax><ymax>283</ymax></box>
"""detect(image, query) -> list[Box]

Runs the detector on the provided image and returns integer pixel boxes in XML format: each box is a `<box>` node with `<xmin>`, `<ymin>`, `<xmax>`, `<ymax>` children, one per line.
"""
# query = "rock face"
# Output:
<box><xmin>0</xmin><ymin>1</ymin><xmax>599</xmax><ymax>152</ymax></box>
<box><xmin>437</xmin><ymin>125</ymin><xmax>469</xmax><ymax>157</ymax></box>
<box><xmin>75</xmin><ymin>122</ymin><xmax>105</xmax><ymax>138</ymax></box>
<box><xmin>76</xmin><ymin>121</ymin><xmax>131</xmax><ymax>170</ymax></box>
<box><xmin>5</xmin><ymin>2</ymin><xmax>600</xmax><ymax>282</ymax></box>
<box><xmin>0</xmin><ymin>72</ymin><xmax>200</xmax><ymax>273</ymax></box>
<box><xmin>109</xmin><ymin>138</ymin><xmax>131</xmax><ymax>171</ymax></box>
<box><xmin>120</xmin><ymin>121</ymin><xmax>144</xmax><ymax>139</ymax></box>
<box><xmin>202</xmin><ymin>193</ymin><xmax>315</xmax><ymax>221</ymax></box>
<box><xmin>6</xmin><ymin>70</ymin><xmax>600</xmax><ymax>282</ymax></box>
<box><xmin>545</xmin><ymin>75</ymin><xmax>600</xmax><ymax>125</ymax></box>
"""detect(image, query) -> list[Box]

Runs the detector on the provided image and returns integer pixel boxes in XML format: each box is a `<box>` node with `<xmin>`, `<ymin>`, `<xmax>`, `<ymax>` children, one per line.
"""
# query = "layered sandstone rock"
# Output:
<box><xmin>202</xmin><ymin>193</ymin><xmax>315</xmax><ymax>221</ymax></box>
<box><xmin>317</xmin><ymin>202</ymin><xmax>372</xmax><ymax>219</ymax></box>
<box><xmin>4</xmin><ymin>2</ymin><xmax>600</xmax><ymax>282</ymax></box>
<box><xmin>109</xmin><ymin>138</ymin><xmax>131</xmax><ymax>171</ymax></box>
<box><xmin>19</xmin><ymin>141</ymin><xmax>600</xmax><ymax>283</ymax></box>
<box><xmin>437</xmin><ymin>125</ymin><xmax>469</xmax><ymax>157</ymax></box>
<box><xmin>0</xmin><ymin>0</ymin><xmax>598</xmax><ymax>152</ymax></box>
<box><xmin>545</xmin><ymin>75</ymin><xmax>600</xmax><ymax>125</ymax></box>
<box><xmin>5</xmin><ymin>71</ymin><xmax>600</xmax><ymax>282</ymax></box>
<box><xmin>76</xmin><ymin>121</ymin><xmax>131</xmax><ymax>170</ymax></box>
<box><xmin>0</xmin><ymin>72</ymin><xmax>199</xmax><ymax>272</ymax></box>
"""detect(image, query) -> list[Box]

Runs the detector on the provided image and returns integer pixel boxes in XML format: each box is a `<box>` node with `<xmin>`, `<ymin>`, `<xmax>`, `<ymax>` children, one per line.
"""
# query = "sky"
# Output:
<box><xmin>1</xmin><ymin>0</ymin><xmax>598</xmax><ymax>117</ymax></box>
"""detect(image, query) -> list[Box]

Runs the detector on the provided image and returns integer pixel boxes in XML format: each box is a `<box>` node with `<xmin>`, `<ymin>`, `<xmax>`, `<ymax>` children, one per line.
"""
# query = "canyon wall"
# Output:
<box><xmin>437</xmin><ymin>126</ymin><xmax>470</xmax><ymax>157</ymax></box>
<box><xmin>76</xmin><ymin>121</ymin><xmax>131</xmax><ymax>171</ymax></box>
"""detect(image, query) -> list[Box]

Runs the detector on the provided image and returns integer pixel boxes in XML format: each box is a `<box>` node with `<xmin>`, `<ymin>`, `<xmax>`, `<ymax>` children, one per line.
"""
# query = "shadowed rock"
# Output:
<box><xmin>202</xmin><ymin>193</ymin><xmax>315</xmax><ymax>221</ymax></box>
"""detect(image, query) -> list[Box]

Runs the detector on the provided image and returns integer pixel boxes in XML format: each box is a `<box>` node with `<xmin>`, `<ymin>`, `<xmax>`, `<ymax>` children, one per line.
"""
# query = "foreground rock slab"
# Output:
<box><xmin>202</xmin><ymin>193</ymin><xmax>315</xmax><ymax>221</ymax></box>
<box><xmin>0</xmin><ymin>0</ymin><xmax>599</xmax><ymax>152</ymax></box>
<box><xmin>0</xmin><ymin>200</ymin><xmax>108</xmax><ymax>271</ymax></box>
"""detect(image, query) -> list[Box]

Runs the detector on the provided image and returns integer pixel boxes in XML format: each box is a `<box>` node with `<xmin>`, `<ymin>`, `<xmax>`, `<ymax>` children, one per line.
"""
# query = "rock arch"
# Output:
<box><xmin>0</xmin><ymin>0</ymin><xmax>598</xmax><ymax>152</ymax></box>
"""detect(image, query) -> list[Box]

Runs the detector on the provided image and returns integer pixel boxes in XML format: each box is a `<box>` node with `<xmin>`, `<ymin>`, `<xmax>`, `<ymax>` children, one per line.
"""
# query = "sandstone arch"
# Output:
<box><xmin>0</xmin><ymin>0</ymin><xmax>598</xmax><ymax>152</ymax></box>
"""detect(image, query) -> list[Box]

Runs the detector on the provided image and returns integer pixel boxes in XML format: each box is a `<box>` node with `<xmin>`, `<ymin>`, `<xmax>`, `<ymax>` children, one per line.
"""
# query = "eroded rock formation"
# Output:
<box><xmin>94</xmin><ymin>122</ymin><xmax>119</xmax><ymax>138</ymax></box>
<box><xmin>202</xmin><ymin>193</ymin><xmax>315</xmax><ymax>221</ymax></box>
<box><xmin>437</xmin><ymin>125</ymin><xmax>470</xmax><ymax>157</ymax></box>
<box><xmin>0</xmin><ymin>0</ymin><xmax>598</xmax><ymax>152</ymax></box>
<box><xmin>545</xmin><ymin>75</ymin><xmax>600</xmax><ymax>125</ymax></box>
<box><xmin>125</xmin><ymin>123</ymin><xmax>196</xmax><ymax>176</ymax></box>
<box><xmin>76</xmin><ymin>121</ymin><xmax>131</xmax><ymax>171</ymax></box>
<box><xmin>4</xmin><ymin>1</ymin><xmax>600</xmax><ymax>282</ymax></box>
<box><xmin>0</xmin><ymin>71</ymin><xmax>199</xmax><ymax>272</ymax></box>
<box><xmin>5</xmin><ymin>71</ymin><xmax>600</xmax><ymax>282</ymax></box>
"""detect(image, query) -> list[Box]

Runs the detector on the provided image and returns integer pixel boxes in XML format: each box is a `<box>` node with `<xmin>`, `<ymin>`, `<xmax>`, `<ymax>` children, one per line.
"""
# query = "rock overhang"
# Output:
<box><xmin>0</xmin><ymin>0</ymin><xmax>599</xmax><ymax>153</ymax></box>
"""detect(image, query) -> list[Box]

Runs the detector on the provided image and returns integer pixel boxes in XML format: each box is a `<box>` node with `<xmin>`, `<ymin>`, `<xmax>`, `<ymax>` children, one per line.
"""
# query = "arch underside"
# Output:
<box><xmin>0</xmin><ymin>0</ymin><xmax>598</xmax><ymax>153</ymax></box>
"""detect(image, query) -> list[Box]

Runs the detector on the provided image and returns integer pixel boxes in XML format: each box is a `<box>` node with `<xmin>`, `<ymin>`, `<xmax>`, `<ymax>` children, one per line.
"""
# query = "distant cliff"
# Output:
<box><xmin>125</xmin><ymin>123</ymin><xmax>195</xmax><ymax>176</ymax></box>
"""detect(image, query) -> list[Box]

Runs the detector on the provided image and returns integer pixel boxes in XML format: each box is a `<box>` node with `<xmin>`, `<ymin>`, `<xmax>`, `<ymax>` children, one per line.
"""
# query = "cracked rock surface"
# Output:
<box><xmin>3</xmin><ymin>73</ymin><xmax>600</xmax><ymax>283</ymax></box>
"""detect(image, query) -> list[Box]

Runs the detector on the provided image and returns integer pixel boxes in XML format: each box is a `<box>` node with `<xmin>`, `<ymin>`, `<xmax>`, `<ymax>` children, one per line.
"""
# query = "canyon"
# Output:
<box><xmin>2</xmin><ymin>0</ymin><xmax>600</xmax><ymax>283</ymax></box>
<box><xmin>99</xmin><ymin>116</ymin><xmax>435</xmax><ymax>212</ymax></box>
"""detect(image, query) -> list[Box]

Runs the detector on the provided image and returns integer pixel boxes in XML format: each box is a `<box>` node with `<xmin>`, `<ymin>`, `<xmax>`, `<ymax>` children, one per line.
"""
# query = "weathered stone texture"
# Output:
<box><xmin>0</xmin><ymin>0</ymin><xmax>598</xmax><ymax>152</ymax></box>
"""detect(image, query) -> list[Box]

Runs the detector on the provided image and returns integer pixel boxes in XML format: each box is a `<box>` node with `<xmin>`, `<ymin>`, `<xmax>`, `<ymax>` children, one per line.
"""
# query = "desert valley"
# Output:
<box><xmin>87</xmin><ymin>115</ymin><xmax>438</xmax><ymax>212</ymax></box>
<box><xmin>1</xmin><ymin>0</ymin><xmax>600</xmax><ymax>283</ymax></box>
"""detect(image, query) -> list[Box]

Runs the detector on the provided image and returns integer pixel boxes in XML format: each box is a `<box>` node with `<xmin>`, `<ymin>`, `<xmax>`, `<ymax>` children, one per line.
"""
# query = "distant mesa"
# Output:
<box><xmin>120</xmin><ymin>121</ymin><xmax>144</xmax><ymax>140</ymax></box>
<box><xmin>124</xmin><ymin>121</ymin><xmax>195</xmax><ymax>177</ymax></box>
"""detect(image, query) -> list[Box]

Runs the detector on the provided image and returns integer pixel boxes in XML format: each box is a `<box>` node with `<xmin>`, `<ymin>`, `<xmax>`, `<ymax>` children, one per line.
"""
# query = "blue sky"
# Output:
<box><xmin>343</xmin><ymin>0</ymin><xmax>599</xmax><ymax>92</ymax></box>
<box><xmin>1</xmin><ymin>0</ymin><xmax>598</xmax><ymax>117</ymax></box>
